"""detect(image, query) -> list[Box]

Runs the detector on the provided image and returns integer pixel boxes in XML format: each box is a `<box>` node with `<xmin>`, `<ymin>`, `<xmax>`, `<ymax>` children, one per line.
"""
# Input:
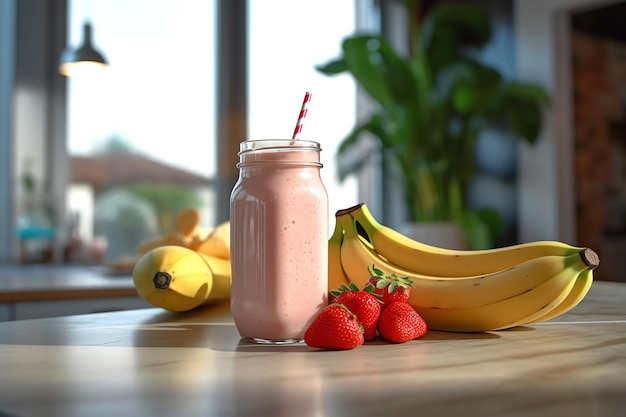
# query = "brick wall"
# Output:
<box><xmin>572</xmin><ymin>31</ymin><xmax>626</xmax><ymax>282</ymax></box>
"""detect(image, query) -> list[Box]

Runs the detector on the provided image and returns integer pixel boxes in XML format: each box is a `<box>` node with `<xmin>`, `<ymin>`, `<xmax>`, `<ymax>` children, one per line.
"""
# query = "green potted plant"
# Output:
<box><xmin>317</xmin><ymin>0</ymin><xmax>550</xmax><ymax>249</ymax></box>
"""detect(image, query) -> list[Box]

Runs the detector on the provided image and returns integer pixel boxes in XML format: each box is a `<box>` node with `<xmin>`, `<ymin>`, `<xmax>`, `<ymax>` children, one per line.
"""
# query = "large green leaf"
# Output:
<box><xmin>506</xmin><ymin>102</ymin><xmax>543</xmax><ymax>144</ymax></box>
<box><xmin>424</xmin><ymin>2</ymin><xmax>491</xmax><ymax>73</ymax></box>
<box><xmin>342</xmin><ymin>36</ymin><xmax>419</xmax><ymax>106</ymax></box>
<box><xmin>423</xmin><ymin>2</ymin><xmax>491</xmax><ymax>48</ymax></box>
<box><xmin>495</xmin><ymin>83</ymin><xmax>551</xmax><ymax>143</ymax></box>
<box><xmin>341</xmin><ymin>36</ymin><xmax>394</xmax><ymax>106</ymax></box>
<box><xmin>315</xmin><ymin>58</ymin><xmax>347</xmax><ymax>76</ymax></box>
<box><xmin>502</xmin><ymin>82</ymin><xmax>551</xmax><ymax>104</ymax></box>
<box><xmin>451</xmin><ymin>80</ymin><xmax>477</xmax><ymax>114</ymax></box>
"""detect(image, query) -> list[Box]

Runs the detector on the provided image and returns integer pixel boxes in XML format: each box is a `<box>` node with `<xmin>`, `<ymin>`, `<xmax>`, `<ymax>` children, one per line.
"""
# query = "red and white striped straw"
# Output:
<box><xmin>291</xmin><ymin>91</ymin><xmax>312</xmax><ymax>141</ymax></box>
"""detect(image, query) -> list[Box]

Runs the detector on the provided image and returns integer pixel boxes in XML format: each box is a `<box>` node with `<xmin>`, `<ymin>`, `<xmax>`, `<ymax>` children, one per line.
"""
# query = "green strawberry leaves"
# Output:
<box><xmin>367</xmin><ymin>264</ymin><xmax>413</xmax><ymax>294</ymax></box>
<box><xmin>331</xmin><ymin>281</ymin><xmax>377</xmax><ymax>297</ymax></box>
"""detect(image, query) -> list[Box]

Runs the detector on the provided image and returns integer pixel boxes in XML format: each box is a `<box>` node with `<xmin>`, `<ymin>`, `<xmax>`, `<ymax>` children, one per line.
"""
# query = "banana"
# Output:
<box><xmin>344</xmin><ymin>203</ymin><xmax>586</xmax><ymax>277</ymax></box>
<box><xmin>175</xmin><ymin>208</ymin><xmax>202</xmax><ymax>236</ymax></box>
<box><xmin>327</xmin><ymin>218</ymin><xmax>351</xmax><ymax>296</ymax></box>
<box><xmin>337</xmin><ymin>214</ymin><xmax>598</xmax><ymax>331</ymax></box>
<box><xmin>526</xmin><ymin>268</ymin><xmax>594</xmax><ymax>324</ymax></box>
<box><xmin>195</xmin><ymin>220</ymin><xmax>230</xmax><ymax>260</ymax></box>
<box><xmin>132</xmin><ymin>245</ymin><xmax>231</xmax><ymax>312</ymax></box>
<box><xmin>339</xmin><ymin>214</ymin><xmax>595</xmax><ymax>307</ymax></box>
<box><xmin>137</xmin><ymin>208</ymin><xmax>219</xmax><ymax>257</ymax></box>
<box><xmin>414</xmin><ymin>266</ymin><xmax>579</xmax><ymax>332</ymax></box>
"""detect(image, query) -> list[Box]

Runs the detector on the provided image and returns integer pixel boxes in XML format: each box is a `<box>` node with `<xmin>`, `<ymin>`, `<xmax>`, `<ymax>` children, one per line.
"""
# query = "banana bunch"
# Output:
<box><xmin>133</xmin><ymin>245</ymin><xmax>231</xmax><ymax>312</ymax></box>
<box><xmin>132</xmin><ymin>209</ymin><xmax>231</xmax><ymax>312</ymax></box>
<box><xmin>329</xmin><ymin>203</ymin><xmax>600</xmax><ymax>332</ymax></box>
<box><xmin>137</xmin><ymin>208</ymin><xmax>230</xmax><ymax>260</ymax></box>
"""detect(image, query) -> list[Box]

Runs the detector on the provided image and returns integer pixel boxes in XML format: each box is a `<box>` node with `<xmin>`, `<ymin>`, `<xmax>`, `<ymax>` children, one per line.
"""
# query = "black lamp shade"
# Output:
<box><xmin>59</xmin><ymin>22</ymin><xmax>108</xmax><ymax>76</ymax></box>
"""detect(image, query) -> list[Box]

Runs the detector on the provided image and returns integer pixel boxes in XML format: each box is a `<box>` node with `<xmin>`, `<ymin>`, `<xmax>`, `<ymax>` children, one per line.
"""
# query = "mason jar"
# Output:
<box><xmin>230</xmin><ymin>139</ymin><xmax>328</xmax><ymax>344</ymax></box>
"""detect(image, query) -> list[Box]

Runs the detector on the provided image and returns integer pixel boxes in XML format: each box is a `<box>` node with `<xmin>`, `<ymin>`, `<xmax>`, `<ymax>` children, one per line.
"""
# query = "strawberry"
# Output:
<box><xmin>304</xmin><ymin>303</ymin><xmax>364</xmax><ymax>350</ymax></box>
<box><xmin>377</xmin><ymin>301</ymin><xmax>428</xmax><ymax>343</ymax></box>
<box><xmin>366</xmin><ymin>265</ymin><xmax>413</xmax><ymax>308</ymax></box>
<box><xmin>331</xmin><ymin>282</ymin><xmax>382</xmax><ymax>341</ymax></box>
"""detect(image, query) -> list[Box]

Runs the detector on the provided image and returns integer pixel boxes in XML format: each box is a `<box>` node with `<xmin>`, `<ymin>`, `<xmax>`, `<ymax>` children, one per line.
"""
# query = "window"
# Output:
<box><xmin>65</xmin><ymin>1</ymin><xmax>358</xmax><ymax>266</ymax></box>
<box><xmin>66</xmin><ymin>0</ymin><xmax>217</xmax><ymax>265</ymax></box>
<box><xmin>248</xmin><ymin>0</ymin><xmax>358</xmax><ymax>228</ymax></box>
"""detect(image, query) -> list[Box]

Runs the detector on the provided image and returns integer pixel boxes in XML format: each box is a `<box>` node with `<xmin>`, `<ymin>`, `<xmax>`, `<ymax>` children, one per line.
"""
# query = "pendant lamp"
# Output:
<box><xmin>59</xmin><ymin>22</ymin><xmax>108</xmax><ymax>77</ymax></box>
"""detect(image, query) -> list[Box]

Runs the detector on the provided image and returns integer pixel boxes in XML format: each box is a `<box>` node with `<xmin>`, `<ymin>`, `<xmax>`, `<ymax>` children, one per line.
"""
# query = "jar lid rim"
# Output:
<box><xmin>239</xmin><ymin>139</ymin><xmax>321</xmax><ymax>153</ymax></box>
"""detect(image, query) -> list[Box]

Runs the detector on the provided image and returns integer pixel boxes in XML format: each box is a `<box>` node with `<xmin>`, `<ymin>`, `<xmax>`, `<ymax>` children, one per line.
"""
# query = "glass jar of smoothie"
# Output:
<box><xmin>230</xmin><ymin>139</ymin><xmax>329</xmax><ymax>344</ymax></box>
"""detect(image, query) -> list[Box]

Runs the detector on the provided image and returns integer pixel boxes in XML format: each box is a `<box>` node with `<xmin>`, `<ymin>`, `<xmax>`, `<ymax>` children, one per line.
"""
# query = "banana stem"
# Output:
<box><xmin>153</xmin><ymin>271</ymin><xmax>172</xmax><ymax>289</ymax></box>
<box><xmin>580</xmin><ymin>248</ymin><xmax>600</xmax><ymax>270</ymax></box>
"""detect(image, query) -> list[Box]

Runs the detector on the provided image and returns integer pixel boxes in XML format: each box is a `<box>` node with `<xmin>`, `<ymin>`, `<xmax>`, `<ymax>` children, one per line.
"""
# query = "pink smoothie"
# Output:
<box><xmin>230</xmin><ymin>140</ymin><xmax>328</xmax><ymax>343</ymax></box>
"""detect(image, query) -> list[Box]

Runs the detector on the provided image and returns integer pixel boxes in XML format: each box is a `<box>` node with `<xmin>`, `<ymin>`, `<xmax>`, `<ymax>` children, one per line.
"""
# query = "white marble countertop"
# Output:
<box><xmin>0</xmin><ymin>280</ymin><xmax>625</xmax><ymax>417</ymax></box>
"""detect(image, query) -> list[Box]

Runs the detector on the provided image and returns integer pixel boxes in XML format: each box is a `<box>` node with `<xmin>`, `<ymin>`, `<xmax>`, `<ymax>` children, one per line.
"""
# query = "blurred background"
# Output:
<box><xmin>0</xmin><ymin>0</ymin><xmax>624</xmax><ymax>282</ymax></box>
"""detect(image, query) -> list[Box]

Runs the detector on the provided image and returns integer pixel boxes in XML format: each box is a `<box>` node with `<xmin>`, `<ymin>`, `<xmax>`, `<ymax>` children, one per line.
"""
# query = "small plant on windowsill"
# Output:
<box><xmin>317</xmin><ymin>0</ymin><xmax>550</xmax><ymax>249</ymax></box>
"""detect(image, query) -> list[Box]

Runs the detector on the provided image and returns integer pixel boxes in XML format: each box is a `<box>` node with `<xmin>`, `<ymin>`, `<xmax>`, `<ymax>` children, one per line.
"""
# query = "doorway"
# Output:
<box><xmin>570</xmin><ymin>1</ymin><xmax>626</xmax><ymax>281</ymax></box>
